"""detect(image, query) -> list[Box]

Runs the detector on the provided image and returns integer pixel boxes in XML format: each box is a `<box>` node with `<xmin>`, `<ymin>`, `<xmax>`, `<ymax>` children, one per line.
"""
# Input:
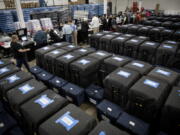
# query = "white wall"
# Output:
<box><xmin>46</xmin><ymin>0</ymin><xmax>68</xmax><ymax>6</ymax></box>
<box><xmin>113</xmin><ymin>0</ymin><xmax>180</xmax><ymax>14</ymax></box>
<box><xmin>0</xmin><ymin>0</ymin><xmax>5</xmax><ymax>9</ymax></box>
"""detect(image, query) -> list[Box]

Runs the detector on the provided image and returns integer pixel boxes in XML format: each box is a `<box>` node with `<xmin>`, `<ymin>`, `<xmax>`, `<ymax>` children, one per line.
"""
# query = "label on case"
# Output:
<box><xmin>79</xmin><ymin>49</ymin><xmax>87</xmax><ymax>52</ymax></box>
<box><xmin>55</xmin><ymin>43</ymin><xmax>62</xmax><ymax>46</ymax></box>
<box><xmin>43</xmin><ymin>47</ymin><xmax>49</xmax><ymax>50</ymax></box>
<box><xmin>117</xmin><ymin>37</ymin><xmax>125</xmax><ymax>40</ymax></box>
<box><xmin>51</xmin><ymin>50</ymin><xmax>60</xmax><ymax>55</ymax></box>
<box><xmin>96</xmin><ymin>52</ymin><xmax>106</xmax><ymax>56</ymax></box>
<box><xmin>167</xmin><ymin>41</ymin><xmax>176</xmax><ymax>44</ymax></box>
<box><xmin>117</xmin><ymin>70</ymin><xmax>131</xmax><ymax>78</ymax></box>
<box><xmin>144</xmin><ymin>79</ymin><xmax>159</xmax><ymax>88</ymax></box>
<box><xmin>63</xmin><ymin>54</ymin><xmax>74</xmax><ymax>59</ymax></box>
<box><xmin>55</xmin><ymin>111</ymin><xmax>79</xmax><ymax>131</ymax></box>
<box><xmin>78</xmin><ymin>59</ymin><xmax>90</xmax><ymax>65</ymax></box>
<box><xmin>156</xmin><ymin>69</ymin><xmax>171</xmax><ymax>76</ymax></box>
<box><xmin>163</xmin><ymin>45</ymin><xmax>173</xmax><ymax>49</ymax></box>
<box><xmin>68</xmin><ymin>45</ymin><xmax>75</xmax><ymax>48</ymax></box>
<box><xmin>107</xmin><ymin>107</ymin><xmax>112</xmax><ymax>112</ymax></box>
<box><xmin>6</xmin><ymin>75</ymin><xmax>20</xmax><ymax>83</ymax></box>
<box><xmin>0</xmin><ymin>67</ymin><xmax>9</xmax><ymax>74</ymax></box>
<box><xmin>19</xmin><ymin>84</ymin><xmax>35</xmax><ymax>94</ymax></box>
<box><xmin>132</xmin><ymin>62</ymin><xmax>144</xmax><ymax>68</ymax></box>
<box><xmin>131</xmin><ymin>39</ymin><xmax>138</xmax><ymax>43</ymax></box>
<box><xmin>0</xmin><ymin>61</ymin><xmax>4</xmax><ymax>65</ymax></box>
<box><xmin>146</xmin><ymin>42</ymin><xmax>155</xmax><ymax>46</ymax></box>
<box><xmin>129</xmin><ymin>121</ymin><xmax>136</xmax><ymax>127</ymax></box>
<box><xmin>96</xmin><ymin>33</ymin><xmax>102</xmax><ymax>36</ymax></box>
<box><xmin>112</xmin><ymin>57</ymin><xmax>124</xmax><ymax>61</ymax></box>
<box><xmin>89</xmin><ymin>98</ymin><xmax>97</xmax><ymax>105</ymax></box>
<box><xmin>34</xmin><ymin>95</ymin><xmax>54</xmax><ymax>108</ymax></box>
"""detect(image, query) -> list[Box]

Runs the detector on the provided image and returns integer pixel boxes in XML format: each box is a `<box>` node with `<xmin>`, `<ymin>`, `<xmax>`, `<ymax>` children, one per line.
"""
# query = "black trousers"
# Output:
<box><xmin>16</xmin><ymin>58</ymin><xmax>30</xmax><ymax>71</ymax></box>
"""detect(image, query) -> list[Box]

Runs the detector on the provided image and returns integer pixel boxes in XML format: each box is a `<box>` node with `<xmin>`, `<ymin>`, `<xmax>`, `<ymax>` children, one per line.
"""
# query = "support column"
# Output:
<box><xmin>139</xmin><ymin>0</ymin><xmax>142</xmax><ymax>12</ymax></box>
<box><xmin>104</xmin><ymin>0</ymin><xmax>107</xmax><ymax>14</ymax></box>
<box><xmin>14</xmin><ymin>0</ymin><xmax>25</xmax><ymax>28</ymax></box>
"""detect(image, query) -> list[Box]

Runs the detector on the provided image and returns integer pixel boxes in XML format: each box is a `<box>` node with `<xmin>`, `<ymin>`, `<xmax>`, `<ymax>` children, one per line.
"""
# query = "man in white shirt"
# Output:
<box><xmin>90</xmin><ymin>15</ymin><xmax>100</xmax><ymax>34</ymax></box>
<box><xmin>62</xmin><ymin>21</ymin><xmax>73</xmax><ymax>43</ymax></box>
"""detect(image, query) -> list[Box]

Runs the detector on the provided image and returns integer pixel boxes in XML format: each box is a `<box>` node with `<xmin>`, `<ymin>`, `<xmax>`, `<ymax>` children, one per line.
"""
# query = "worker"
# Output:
<box><xmin>70</xmin><ymin>20</ymin><xmax>78</xmax><ymax>45</ymax></box>
<box><xmin>90</xmin><ymin>15</ymin><xmax>100</xmax><ymax>34</ymax></box>
<box><xmin>81</xmin><ymin>18</ymin><xmax>89</xmax><ymax>44</ymax></box>
<box><xmin>10</xmin><ymin>35</ymin><xmax>30</xmax><ymax>71</ymax></box>
<box><xmin>33</xmin><ymin>29</ymin><xmax>48</xmax><ymax>48</ymax></box>
<box><xmin>62</xmin><ymin>21</ymin><xmax>73</xmax><ymax>43</ymax></box>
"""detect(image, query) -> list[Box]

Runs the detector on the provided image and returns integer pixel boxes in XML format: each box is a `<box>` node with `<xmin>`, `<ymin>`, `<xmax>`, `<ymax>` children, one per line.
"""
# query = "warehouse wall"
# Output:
<box><xmin>0</xmin><ymin>0</ymin><xmax>5</xmax><ymax>9</ymax></box>
<box><xmin>113</xmin><ymin>0</ymin><xmax>180</xmax><ymax>14</ymax></box>
<box><xmin>47</xmin><ymin>0</ymin><xmax>68</xmax><ymax>6</ymax></box>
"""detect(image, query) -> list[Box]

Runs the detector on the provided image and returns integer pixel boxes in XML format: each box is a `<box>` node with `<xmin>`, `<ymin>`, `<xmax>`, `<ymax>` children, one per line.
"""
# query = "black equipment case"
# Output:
<box><xmin>39</xmin><ymin>104</ymin><xmax>96</xmax><ymax>135</ymax></box>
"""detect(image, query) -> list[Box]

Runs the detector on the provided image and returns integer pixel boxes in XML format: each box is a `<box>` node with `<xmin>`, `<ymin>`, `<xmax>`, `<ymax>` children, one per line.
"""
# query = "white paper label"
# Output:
<box><xmin>131</xmin><ymin>39</ymin><xmax>138</xmax><ymax>43</ymax></box>
<box><xmin>6</xmin><ymin>75</ymin><xmax>20</xmax><ymax>83</ymax></box>
<box><xmin>107</xmin><ymin>107</ymin><xmax>112</xmax><ymax>112</ymax></box>
<box><xmin>163</xmin><ymin>45</ymin><xmax>173</xmax><ymax>49</ymax></box>
<box><xmin>34</xmin><ymin>95</ymin><xmax>54</xmax><ymax>108</ymax></box>
<box><xmin>0</xmin><ymin>67</ymin><xmax>9</xmax><ymax>74</ymax></box>
<box><xmin>146</xmin><ymin>42</ymin><xmax>155</xmax><ymax>46</ymax></box>
<box><xmin>19</xmin><ymin>84</ymin><xmax>34</xmax><ymax>94</ymax></box>
<box><xmin>125</xmin><ymin>34</ymin><xmax>131</xmax><ymax>37</ymax></box>
<box><xmin>96</xmin><ymin>52</ymin><xmax>106</xmax><ymax>56</ymax></box>
<box><xmin>68</xmin><ymin>45</ymin><xmax>75</xmax><ymax>48</ymax></box>
<box><xmin>132</xmin><ymin>62</ymin><xmax>144</xmax><ymax>68</ymax></box>
<box><xmin>43</xmin><ymin>47</ymin><xmax>49</xmax><ymax>50</ymax></box>
<box><xmin>117</xmin><ymin>37</ymin><xmax>125</xmax><ymax>40</ymax></box>
<box><xmin>156</xmin><ymin>69</ymin><xmax>171</xmax><ymax>76</ymax></box>
<box><xmin>61</xmin><ymin>116</ymin><xmax>73</xmax><ymax>126</ymax></box>
<box><xmin>167</xmin><ymin>41</ymin><xmax>176</xmax><ymax>44</ymax></box>
<box><xmin>117</xmin><ymin>70</ymin><xmax>131</xmax><ymax>78</ymax></box>
<box><xmin>63</xmin><ymin>54</ymin><xmax>74</xmax><ymax>59</ymax></box>
<box><xmin>129</xmin><ymin>121</ymin><xmax>135</xmax><ymax>127</ymax></box>
<box><xmin>56</xmin><ymin>80</ymin><xmax>60</xmax><ymax>83</ymax></box>
<box><xmin>78</xmin><ymin>59</ymin><xmax>90</xmax><ymax>65</ymax></box>
<box><xmin>0</xmin><ymin>61</ymin><xmax>3</xmax><ymax>64</ymax></box>
<box><xmin>112</xmin><ymin>57</ymin><xmax>124</xmax><ymax>61</ymax></box>
<box><xmin>89</xmin><ymin>98</ymin><xmax>97</xmax><ymax>105</ymax></box>
<box><xmin>164</xmin><ymin>30</ymin><xmax>171</xmax><ymax>32</ymax></box>
<box><xmin>144</xmin><ymin>79</ymin><xmax>159</xmax><ymax>88</ymax></box>
<box><xmin>79</xmin><ymin>49</ymin><xmax>87</xmax><ymax>52</ymax></box>
<box><xmin>106</xmin><ymin>35</ymin><xmax>113</xmax><ymax>37</ymax></box>
<box><xmin>55</xmin><ymin>43</ymin><xmax>62</xmax><ymax>46</ymax></box>
<box><xmin>51</xmin><ymin>50</ymin><xmax>60</xmax><ymax>54</ymax></box>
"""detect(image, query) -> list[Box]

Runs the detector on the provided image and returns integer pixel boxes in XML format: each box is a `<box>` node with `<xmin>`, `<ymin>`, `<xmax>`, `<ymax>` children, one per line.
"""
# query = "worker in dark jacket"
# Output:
<box><xmin>10</xmin><ymin>35</ymin><xmax>30</xmax><ymax>71</ymax></box>
<box><xmin>33</xmin><ymin>30</ymin><xmax>48</xmax><ymax>48</ymax></box>
<box><xmin>81</xmin><ymin>18</ymin><xmax>89</xmax><ymax>44</ymax></box>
